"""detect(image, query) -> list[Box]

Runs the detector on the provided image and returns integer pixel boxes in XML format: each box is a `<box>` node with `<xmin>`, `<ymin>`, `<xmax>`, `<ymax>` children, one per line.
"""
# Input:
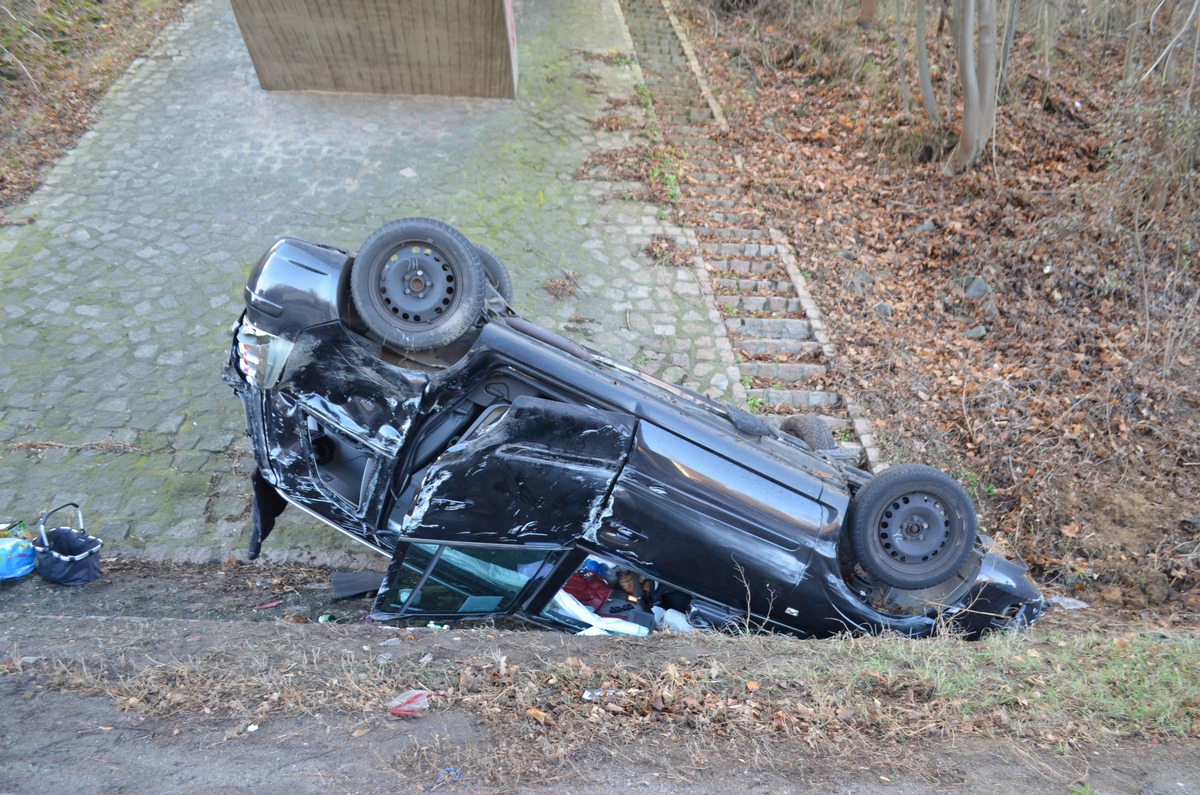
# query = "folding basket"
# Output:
<box><xmin>32</xmin><ymin>503</ymin><xmax>102</xmax><ymax>586</ymax></box>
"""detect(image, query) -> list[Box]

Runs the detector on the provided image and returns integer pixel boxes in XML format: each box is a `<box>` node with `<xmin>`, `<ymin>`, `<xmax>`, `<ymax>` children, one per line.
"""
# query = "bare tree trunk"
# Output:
<box><xmin>946</xmin><ymin>0</ymin><xmax>980</xmax><ymax>174</ymax></box>
<box><xmin>1125</xmin><ymin>0</ymin><xmax>1145</xmax><ymax>84</ymax></box>
<box><xmin>997</xmin><ymin>0</ymin><xmax>1020</xmax><ymax>98</ymax></box>
<box><xmin>945</xmin><ymin>0</ymin><xmax>1000</xmax><ymax>174</ymax></box>
<box><xmin>897</xmin><ymin>0</ymin><xmax>913</xmax><ymax>117</ymax></box>
<box><xmin>917</xmin><ymin>0</ymin><xmax>943</xmax><ymax>123</ymax></box>
<box><xmin>860</xmin><ymin>0</ymin><xmax>881</xmax><ymax>27</ymax></box>
<box><xmin>944</xmin><ymin>0</ymin><xmax>957</xmax><ymax>122</ymax></box>
<box><xmin>980</xmin><ymin>0</ymin><xmax>998</xmax><ymax>140</ymax></box>
<box><xmin>1039</xmin><ymin>0</ymin><xmax>1060</xmax><ymax>103</ymax></box>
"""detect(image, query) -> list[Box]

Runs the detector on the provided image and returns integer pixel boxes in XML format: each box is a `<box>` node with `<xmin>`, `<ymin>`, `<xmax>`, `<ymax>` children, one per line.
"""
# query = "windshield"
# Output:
<box><xmin>375</xmin><ymin>543</ymin><xmax>559</xmax><ymax>616</ymax></box>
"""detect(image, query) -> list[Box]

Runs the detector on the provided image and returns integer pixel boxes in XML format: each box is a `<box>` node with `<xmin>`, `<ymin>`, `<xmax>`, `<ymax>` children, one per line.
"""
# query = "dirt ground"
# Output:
<box><xmin>2</xmin><ymin>4</ymin><xmax>1198</xmax><ymax>793</ymax></box>
<box><xmin>2</xmin><ymin>558</ymin><xmax>1198</xmax><ymax>795</ymax></box>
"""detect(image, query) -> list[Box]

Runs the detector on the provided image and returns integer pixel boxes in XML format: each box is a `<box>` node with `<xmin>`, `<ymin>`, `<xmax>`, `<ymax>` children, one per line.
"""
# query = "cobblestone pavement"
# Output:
<box><xmin>0</xmin><ymin>0</ymin><xmax>744</xmax><ymax>565</ymax></box>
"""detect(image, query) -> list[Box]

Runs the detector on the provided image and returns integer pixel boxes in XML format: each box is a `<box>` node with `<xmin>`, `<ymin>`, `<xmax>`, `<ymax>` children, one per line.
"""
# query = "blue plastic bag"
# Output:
<box><xmin>580</xmin><ymin>558</ymin><xmax>610</xmax><ymax>578</ymax></box>
<box><xmin>0</xmin><ymin>537</ymin><xmax>35</xmax><ymax>580</ymax></box>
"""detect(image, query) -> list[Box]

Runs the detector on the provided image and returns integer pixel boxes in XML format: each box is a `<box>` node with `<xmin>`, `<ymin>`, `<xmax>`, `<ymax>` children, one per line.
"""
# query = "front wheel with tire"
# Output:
<box><xmin>350</xmin><ymin>218</ymin><xmax>486</xmax><ymax>351</ymax></box>
<box><xmin>846</xmin><ymin>464</ymin><xmax>978</xmax><ymax>590</ymax></box>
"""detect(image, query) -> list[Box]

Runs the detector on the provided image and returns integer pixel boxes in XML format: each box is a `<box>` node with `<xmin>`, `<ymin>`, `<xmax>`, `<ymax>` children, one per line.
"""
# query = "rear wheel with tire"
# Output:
<box><xmin>473</xmin><ymin>244</ymin><xmax>513</xmax><ymax>303</ymax></box>
<box><xmin>846</xmin><ymin>464</ymin><xmax>978</xmax><ymax>590</ymax></box>
<box><xmin>350</xmin><ymin>219</ymin><xmax>486</xmax><ymax>351</ymax></box>
<box><xmin>780</xmin><ymin>414</ymin><xmax>836</xmax><ymax>450</ymax></box>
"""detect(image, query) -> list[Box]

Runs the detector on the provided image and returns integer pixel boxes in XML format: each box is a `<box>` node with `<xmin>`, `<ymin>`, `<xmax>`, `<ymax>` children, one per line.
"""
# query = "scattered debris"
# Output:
<box><xmin>581</xmin><ymin>689</ymin><xmax>621</xmax><ymax>701</ymax></box>
<box><xmin>541</xmin><ymin>270</ymin><xmax>579</xmax><ymax>299</ymax></box>
<box><xmin>1047</xmin><ymin>595</ymin><xmax>1090</xmax><ymax>610</ymax></box>
<box><xmin>387</xmin><ymin>689</ymin><xmax>441</xmax><ymax>717</ymax></box>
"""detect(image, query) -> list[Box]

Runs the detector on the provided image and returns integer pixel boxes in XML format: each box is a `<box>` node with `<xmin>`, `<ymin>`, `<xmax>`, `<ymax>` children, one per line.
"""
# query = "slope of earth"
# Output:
<box><xmin>1</xmin><ymin>560</ymin><xmax>1198</xmax><ymax>794</ymax></box>
<box><xmin>670</xmin><ymin>1</ymin><xmax>1200</xmax><ymax>616</ymax></box>
<box><xmin>0</xmin><ymin>0</ymin><xmax>189</xmax><ymax>213</ymax></box>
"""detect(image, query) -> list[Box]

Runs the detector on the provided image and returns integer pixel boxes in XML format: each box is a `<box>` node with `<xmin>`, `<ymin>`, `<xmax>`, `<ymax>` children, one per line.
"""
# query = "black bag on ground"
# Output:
<box><xmin>32</xmin><ymin>503</ymin><xmax>102</xmax><ymax>586</ymax></box>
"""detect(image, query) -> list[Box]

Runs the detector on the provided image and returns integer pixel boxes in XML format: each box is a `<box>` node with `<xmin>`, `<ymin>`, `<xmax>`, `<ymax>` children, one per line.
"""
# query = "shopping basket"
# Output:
<box><xmin>32</xmin><ymin>503</ymin><xmax>102</xmax><ymax>586</ymax></box>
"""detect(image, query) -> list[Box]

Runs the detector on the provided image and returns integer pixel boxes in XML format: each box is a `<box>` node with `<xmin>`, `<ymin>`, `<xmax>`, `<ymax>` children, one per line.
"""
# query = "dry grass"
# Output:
<box><xmin>7</xmin><ymin>609</ymin><xmax>1196</xmax><ymax>778</ymax></box>
<box><xmin>7</xmin><ymin>438</ymin><xmax>158</xmax><ymax>456</ymax></box>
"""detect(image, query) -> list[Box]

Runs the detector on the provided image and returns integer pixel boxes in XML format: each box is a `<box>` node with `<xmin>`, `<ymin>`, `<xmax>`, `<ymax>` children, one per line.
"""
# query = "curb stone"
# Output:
<box><xmin>620</xmin><ymin>0</ymin><xmax>877</xmax><ymax>468</ymax></box>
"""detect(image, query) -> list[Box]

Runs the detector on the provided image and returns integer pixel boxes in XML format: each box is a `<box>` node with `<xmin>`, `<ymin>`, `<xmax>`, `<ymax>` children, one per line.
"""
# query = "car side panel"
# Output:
<box><xmin>248</xmin><ymin>322</ymin><xmax>428</xmax><ymax>549</ymax></box>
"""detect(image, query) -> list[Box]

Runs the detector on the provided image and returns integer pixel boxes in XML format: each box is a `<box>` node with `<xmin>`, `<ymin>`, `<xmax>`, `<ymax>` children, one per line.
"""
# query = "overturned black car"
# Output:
<box><xmin>222</xmin><ymin>218</ymin><xmax>1043</xmax><ymax>638</ymax></box>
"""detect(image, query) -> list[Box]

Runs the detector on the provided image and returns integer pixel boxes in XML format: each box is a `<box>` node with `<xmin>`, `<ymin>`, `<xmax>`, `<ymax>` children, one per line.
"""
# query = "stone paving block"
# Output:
<box><xmin>96</xmin><ymin>521</ymin><xmax>131</xmax><ymax>541</ymax></box>
<box><xmin>0</xmin><ymin>0</ymin><xmax>741</xmax><ymax>564</ymax></box>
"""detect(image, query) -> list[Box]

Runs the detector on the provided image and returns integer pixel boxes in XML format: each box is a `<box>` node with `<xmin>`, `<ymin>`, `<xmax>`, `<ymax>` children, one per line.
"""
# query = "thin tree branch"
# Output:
<box><xmin>0</xmin><ymin>42</ymin><xmax>43</xmax><ymax>97</ymax></box>
<box><xmin>896</xmin><ymin>0</ymin><xmax>912</xmax><ymax>118</ymax></box>
<box><xmin>917</xmin><ymin>0</ymin><xmax>941</xmax><ymax>123</ymax></box>
<box><xmin>1141</xmin><ymin>0</ymin><xmax>1200</xmax><ymax>83</ymax></box>
<box><xmin>997</xmin><ymin>0</ymin><xmax>1019</xmax><ymax>98</ymax></box>
<box><xmin>1187</xmin><ymin>0</ymin><xmax>1200</xmax><ymax>110</ymax></box>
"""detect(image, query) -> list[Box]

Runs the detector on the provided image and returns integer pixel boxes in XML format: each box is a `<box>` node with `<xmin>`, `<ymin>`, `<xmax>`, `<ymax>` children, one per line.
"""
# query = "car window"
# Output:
<box><xmin>540</xmin><ymin>555</ymin><xmax>697</xmax><ymax>636</ymax></box>
<box><xmin>376</xmin><ymin>543</ymin><xmax>558</xmax><ymax>616</ymax></box>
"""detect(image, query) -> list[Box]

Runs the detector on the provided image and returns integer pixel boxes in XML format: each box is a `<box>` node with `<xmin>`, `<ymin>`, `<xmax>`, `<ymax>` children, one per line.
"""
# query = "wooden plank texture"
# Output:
<box><xmin>230</xmin><ymin>0</ymin><xmax>517</xmax><ymax>98</ymax></box>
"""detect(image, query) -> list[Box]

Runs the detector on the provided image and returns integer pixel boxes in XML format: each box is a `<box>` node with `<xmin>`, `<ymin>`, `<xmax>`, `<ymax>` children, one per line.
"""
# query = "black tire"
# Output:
<box><xmin>474</xmin><ymin>244</ymin><xmax>513</xmax><ymax>303</ymax></box>
<box><xmin>847</xmin><ymin>464</ymin><xmax>977</xmax><ymax>590</ymax></box>
<box><xmin>780</xmin><ymin>414</ymin><xmax>836</xmax><ymax>450</ymax></box>
<box><xmin>350</xmin><ymin>218</ymin><xmax>486</xmax><ymax>351</ymax></box>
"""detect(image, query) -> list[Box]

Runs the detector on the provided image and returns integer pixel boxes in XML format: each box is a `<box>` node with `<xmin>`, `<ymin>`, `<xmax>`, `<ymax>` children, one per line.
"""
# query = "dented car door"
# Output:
<box><xmin>391</xmin><ymin>395</ymin><xmax>636</xmax><ymax>546</ymax></box>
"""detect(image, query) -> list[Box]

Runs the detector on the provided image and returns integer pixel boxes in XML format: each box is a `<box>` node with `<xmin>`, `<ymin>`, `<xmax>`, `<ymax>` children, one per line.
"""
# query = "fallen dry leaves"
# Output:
<box><xmin>672</xmin><ymin>3</ymin><xmax>1199</xmax><ymax>612</ymax></box>
<box><xmin>0</xmin><ymin>0</ymin><xmax>189</xmax><ymax>213</ymax></box>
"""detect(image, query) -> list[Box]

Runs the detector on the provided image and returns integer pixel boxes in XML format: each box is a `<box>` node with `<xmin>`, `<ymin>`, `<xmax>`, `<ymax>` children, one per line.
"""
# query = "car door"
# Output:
<box><xmin>601</xmin><ymin>422</ymin><xmax>837</xmax><ymax>619</ymax></box>
<box><xmin>268</xmin><ymin>323</ymin><xmax>428</xmax><ymax>544</ymax></box>
<box><xmin>391</xmin><ymin>395</ymin><xmax>637</xmax><ymax>545</ymax></box>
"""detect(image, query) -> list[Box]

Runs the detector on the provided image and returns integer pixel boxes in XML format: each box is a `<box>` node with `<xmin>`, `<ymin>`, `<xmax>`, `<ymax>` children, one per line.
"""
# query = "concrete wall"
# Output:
<box><xmin>230</xmin><ymin>0</ymin><xmax>517</xmax><ymax>98</ymax></box>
